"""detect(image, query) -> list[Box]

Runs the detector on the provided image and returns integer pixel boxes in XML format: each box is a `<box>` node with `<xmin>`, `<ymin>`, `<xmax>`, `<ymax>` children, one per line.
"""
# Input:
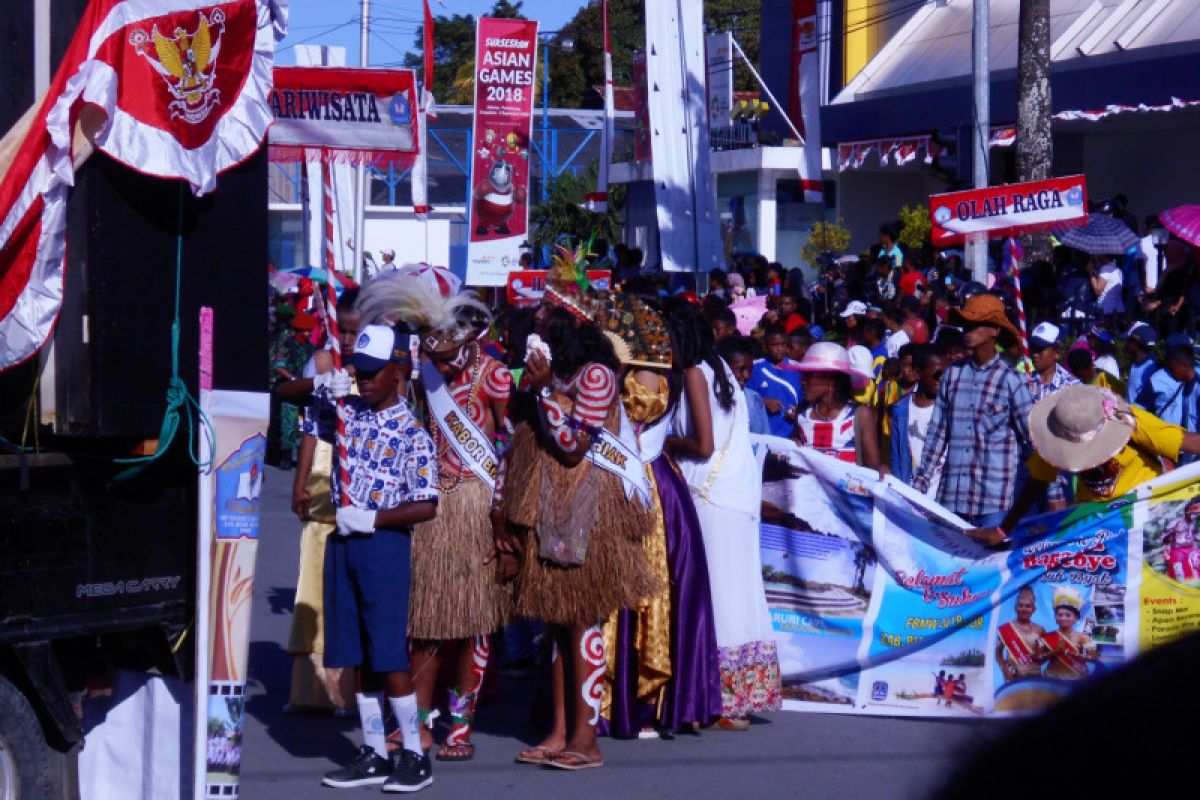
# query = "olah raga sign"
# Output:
<box><xmin>929</xmin><ymin>175</ymin><xmax>1088</xmax><ymax>246</ymax></box>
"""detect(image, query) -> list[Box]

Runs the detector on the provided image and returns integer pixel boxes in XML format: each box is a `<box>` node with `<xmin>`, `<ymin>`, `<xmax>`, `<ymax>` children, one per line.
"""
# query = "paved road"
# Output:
<box><xmin>241</xmin><ymin>467</ymin><xmax>1003</xmax><ymax>798</ymax></box>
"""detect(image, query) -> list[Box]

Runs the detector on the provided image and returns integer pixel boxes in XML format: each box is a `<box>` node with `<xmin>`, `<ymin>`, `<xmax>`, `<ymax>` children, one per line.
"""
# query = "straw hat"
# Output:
<box><xmin>948</xmin><ymin>293</ymin><xmax>1021</xmax><ymax>347</ymax></box>
<box><xmin>1028</xmin><ymin>384</ymin><xmax>1135</xmax><ymax>473</ymax></box>
<box><xmin>793</xmin><ymin>341</ymin><xmax>872</xmax><ymax>389</ymax></box>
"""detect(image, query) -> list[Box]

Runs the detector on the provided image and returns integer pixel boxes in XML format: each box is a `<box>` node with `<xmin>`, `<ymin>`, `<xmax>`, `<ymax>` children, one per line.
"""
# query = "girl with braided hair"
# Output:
<box><xmin>666</xmin><ymin>298</ymin><xmax>782</xmax><ymax>728</ymax></box>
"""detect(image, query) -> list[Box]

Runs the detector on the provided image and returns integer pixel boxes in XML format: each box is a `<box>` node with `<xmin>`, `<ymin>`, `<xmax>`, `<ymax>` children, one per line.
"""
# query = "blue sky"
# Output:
<box><xmin>280</xmin><ymin>0</ymin><xmax>589</xmax><ymax>67</ymax></box>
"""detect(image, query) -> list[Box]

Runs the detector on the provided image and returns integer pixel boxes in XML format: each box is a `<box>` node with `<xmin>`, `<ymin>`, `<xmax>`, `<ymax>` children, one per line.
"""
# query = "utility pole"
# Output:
<box><xmin>354</xmin><ymin>0</ymin><xmax>370</xmax><ymax>282</ymax></box>
<box><xmin>968</xmin><ymin>0</ymin><xmax>989</xmax><ymax>283</ymax></box>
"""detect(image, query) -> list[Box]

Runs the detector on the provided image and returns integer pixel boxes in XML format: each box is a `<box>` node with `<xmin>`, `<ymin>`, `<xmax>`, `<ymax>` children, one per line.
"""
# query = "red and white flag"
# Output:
<box><xmin>0</xmin><ymin>0</ymin><xmax>286</xmax><ymax>370</ymax></box>
<box><xmin>411</xmin><ymin>0</ymin><xmax>438</xmax><ymax>219</ymax></box>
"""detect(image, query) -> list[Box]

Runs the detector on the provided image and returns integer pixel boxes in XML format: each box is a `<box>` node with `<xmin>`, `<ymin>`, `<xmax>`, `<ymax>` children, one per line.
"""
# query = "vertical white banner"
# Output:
<box><xmin>795</xmin><ymin>4</ymin><xmax>824</xmax><ymax>203</ymax></box>
<box><xmin>645</xmin><ymin>0</ymin><xmax>723</xmax><ymax>272</ymax></box>
<box><xmin>706</xmin><ymin>32</ymin><xmax>733</xmax><ymax>132</ymax></box>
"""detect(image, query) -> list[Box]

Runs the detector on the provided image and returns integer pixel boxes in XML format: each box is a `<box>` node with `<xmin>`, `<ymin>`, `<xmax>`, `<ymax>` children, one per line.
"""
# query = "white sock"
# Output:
<box><xmin>389</xmin><ymin>693</ymin><xmax>423</xmax><ymax>756</ymax></box>
<box><xmin>355</xmin><ymin>692</ymin><xmax>387</xmax><ymax>759</ymax></box>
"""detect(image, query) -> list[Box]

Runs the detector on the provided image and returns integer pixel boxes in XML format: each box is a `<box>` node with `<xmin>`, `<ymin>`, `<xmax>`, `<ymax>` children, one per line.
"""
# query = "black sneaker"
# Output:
<box><xmin>321</xmin><ymin>745</ymin><xmax>393</xmax><ymax>788</ymax></box>
<box><xmin>382</xmin><ymin>750</ymin><xmax>433</xmax><ymax>793</ymax></box>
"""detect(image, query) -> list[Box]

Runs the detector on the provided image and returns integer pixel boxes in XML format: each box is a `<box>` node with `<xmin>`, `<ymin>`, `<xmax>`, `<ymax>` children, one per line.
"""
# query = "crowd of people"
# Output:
<box><xmin>267</xmin><ymin>193</ymin><xmax>1200</xmax><ymax>792</ymax></box>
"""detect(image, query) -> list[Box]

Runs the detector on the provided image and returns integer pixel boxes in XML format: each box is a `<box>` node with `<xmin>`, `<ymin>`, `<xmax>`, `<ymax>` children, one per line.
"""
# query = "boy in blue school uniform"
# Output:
<box><xmin>319</xmin><ymin>324</ymin><xmax>440</xmax><ymax>793</ymax></box>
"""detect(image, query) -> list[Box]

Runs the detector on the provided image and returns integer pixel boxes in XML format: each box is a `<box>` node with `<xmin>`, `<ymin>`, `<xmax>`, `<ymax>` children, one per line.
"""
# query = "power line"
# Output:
<box><xmin>278</xmin><ymin>18</ymin><xmax>361</xmax><ymax>54</ymax></box>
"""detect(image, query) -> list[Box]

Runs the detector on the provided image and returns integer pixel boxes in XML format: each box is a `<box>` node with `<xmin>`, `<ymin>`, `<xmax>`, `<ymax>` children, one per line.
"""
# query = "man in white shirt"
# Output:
<box><xmin>1090</xmin><ymin>255</ymin><xmax>1124</xmax><ymax>317</ymax></box>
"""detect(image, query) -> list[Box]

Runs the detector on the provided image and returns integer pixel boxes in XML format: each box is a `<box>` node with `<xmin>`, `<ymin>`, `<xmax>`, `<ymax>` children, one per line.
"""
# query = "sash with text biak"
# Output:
<box><xmin>588</xmin><ymin>408</ymin><xmax>653</xmax><ymax>506</ymax></box>
<box><xmin>422</xmin><ymin>361</ymin><xmax>498</xmax><ymax>489</ymax></box>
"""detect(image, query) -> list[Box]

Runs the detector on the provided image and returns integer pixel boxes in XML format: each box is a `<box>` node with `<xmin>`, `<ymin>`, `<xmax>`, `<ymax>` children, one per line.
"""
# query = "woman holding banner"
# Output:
<box><xmin>791</xmin><ymin>341</ymin><xmax>883</xmax><ymax>470</ymax></box>
<box><xmin>668</xmin><ymin>299</ymin><xmax>781</xmax><ymax>729</ymax></box>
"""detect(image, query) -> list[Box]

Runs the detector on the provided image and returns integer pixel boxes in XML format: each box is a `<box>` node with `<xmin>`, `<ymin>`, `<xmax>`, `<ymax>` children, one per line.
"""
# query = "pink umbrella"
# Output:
<box><xmin>1159</xmin><ymin>205</ymin><xmax>1200</xmax><ymax>247</ymax></box>
<box><xmin>731</xmin><ymin>295</ymin><xmax>769</xmax><ymax>335</ymax></box>
<box><xmin>393</xmin><ymin>262</ymin><xmax>462</xmax><ymax>297</ymax></box>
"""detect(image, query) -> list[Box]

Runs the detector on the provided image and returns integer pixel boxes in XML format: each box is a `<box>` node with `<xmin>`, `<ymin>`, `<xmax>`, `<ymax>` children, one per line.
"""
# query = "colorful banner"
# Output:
<box><xmin>756</xmin><ymin>438</ymin><xmax>1200</xmax><ymax>718</ymax></box>
<box><xmin>268</xmin><ymin>67</ymin><xmax>420</xmax><ymax>166</ymax></box>
<box><xmin>505</xmin><ymin>269</ymin><xmax>611</xmax><ymax>307</ymax></box>
<box><xmin>465</xmin><ymin>17</ymin><xmax>538</xmax><ymax>287</ymax></box>
<box><xmin>705</xmin><ymin>32</ymin><xmax>733</xmax><ymax>131</ymax></box>
<box><xmin>929</xmin><ymin>175</ymin><xmax>1089</xmax><ymax>247</ymax></box>
<box><xmin>200</xmin><ymin>390</ymin><xmax>269</xmax><ymax>797</ymax></box>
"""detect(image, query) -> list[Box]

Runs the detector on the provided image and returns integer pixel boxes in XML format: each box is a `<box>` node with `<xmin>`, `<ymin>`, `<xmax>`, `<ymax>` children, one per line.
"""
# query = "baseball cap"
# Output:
<box><xmin>1126</xmin><ymin>322</ymin><xmax>1158</xmax><ymax>347</ymax></box>
<box><xmin>349</xmin><ymin>324</ymin><xmax>407</xmax><ymax>372</ymax></box>
<box><xmin>381</xmin><ymin>248</ymin><xmax>395</xmax><ymax>259</ymax></box>
<box><xmin>1088</xmin><ymin>324</ymin><xmax>1114</xmax><ymax>344</ymax></box>
<box><xmin>1029</xmin><ymin>322</ymin><xmax>1062</xmax><ymax>350</ymax></box>
<box><xmin>840</xmin><ymin>300</ymin><xmax>868</xmax><ymax>318</ymax></box>
<box><xmin>1165</xmin><ymin>332</ymin><xmax>1194</xmax><ymax>351</ymax></box>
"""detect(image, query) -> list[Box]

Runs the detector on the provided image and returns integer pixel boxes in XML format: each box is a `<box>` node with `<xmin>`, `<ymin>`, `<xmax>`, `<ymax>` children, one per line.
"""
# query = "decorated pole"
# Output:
<box><xmin>322</xmin><ymin>154</ymin><xmax>337</xmax><ymax>272</ymax></box>
<box><xmin>1003</xmin><ymin>237</ymin><xmax>1033</xmax><ymax>371</ymax></box>
<box><xmin>321</xmin><ymin>276</ymin><xmax>352</xmax><ymax>509</ymax></box>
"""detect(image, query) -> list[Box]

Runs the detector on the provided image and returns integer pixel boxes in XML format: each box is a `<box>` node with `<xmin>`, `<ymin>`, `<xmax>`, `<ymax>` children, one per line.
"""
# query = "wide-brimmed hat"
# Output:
<box><xmin>949</xmin><ymin>293</ymin><xmax>1021</xmax><ymax>346</ymax></box>
<box><xmin>794</xmin><ymin>341</ymin><xmax>872</xmax><ymax>389</ymax></box>
<box><xmin>1028</xmin><ymin>384</ymin><xmax>1135</xmax><ymax>472</ymax></box>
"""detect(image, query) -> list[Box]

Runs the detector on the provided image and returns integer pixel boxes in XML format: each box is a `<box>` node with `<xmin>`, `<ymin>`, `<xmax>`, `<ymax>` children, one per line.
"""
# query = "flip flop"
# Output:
<box><xmin>436</xmin><ymin>743</ymin><xmax>475</xmax><ymax>762</ymax></box>
<box><xmin>544</xmin><ymin>751</ymin><xmax>604</xmax><ymax>771</ymax></box>
<box><xmin>514</xmin><ymin>746</ymin><xmax>559</xmax><ymax>765</ymax></box>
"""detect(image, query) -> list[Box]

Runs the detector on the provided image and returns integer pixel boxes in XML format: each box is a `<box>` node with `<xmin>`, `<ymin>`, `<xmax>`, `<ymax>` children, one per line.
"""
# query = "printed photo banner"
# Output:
<box><xmin>465</xmin><ymin>17</ymin><xmax>539</xmax><ymax>286</ymax></box>
<box><xmin>268</xmin><ymin>67</ymin><xmax>420</xmax><ymax>166</ymax></box>
<box><xmin>929</xmin><ymin>175</ymin><xmax>1089</xmax><ymax>247</ymax></box>
<box><xmin>201</xmin><ymin>390</ymin><xmax>269</xmax><ymax>797</ymax></box>
<box><xmin>755</xmin><ymin>438</ymin><xmax>1200</xmax><ymax>718</ymax></box>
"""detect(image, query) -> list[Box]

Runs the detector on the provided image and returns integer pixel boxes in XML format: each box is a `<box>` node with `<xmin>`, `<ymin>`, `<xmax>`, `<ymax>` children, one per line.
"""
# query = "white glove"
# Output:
<box><xmin>328</xmin><ymin>368</ymin><xmax>352</xmax><ymax>399</ymax></box>
<box><xmin>313</xmin><ymin>368</ymin><xmax>351</xmax><ymax>399</ymax></box>
<box><xmin>335</xmin><ymin>505</ymin><xmax>377</xmax><ymax>536</ymax></box>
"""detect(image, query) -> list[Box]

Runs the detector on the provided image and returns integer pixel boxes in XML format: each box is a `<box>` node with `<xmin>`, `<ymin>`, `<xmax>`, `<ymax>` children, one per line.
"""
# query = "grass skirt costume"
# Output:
<box><xmin>409</xmin><ymin>475</ymin><xmax>511</xmax><ymax>639</ymax></box>
<box><xmin>504</xmin><ymin>403</ymin><xmax>658</xmax><ymax>627</ymax></box>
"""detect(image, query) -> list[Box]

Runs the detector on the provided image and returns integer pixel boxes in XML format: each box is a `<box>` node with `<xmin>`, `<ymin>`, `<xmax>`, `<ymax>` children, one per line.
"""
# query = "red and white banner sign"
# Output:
<box><xmin>0</xmin><ymin>0</ymin><xmax>285</xmax><ymax>371</ymax></box>
<box><xmin>268</xmin><ymin>67</ymin><xmax>420</xmax><ymax>166</ymax></box>
<box><xmin>929</xmin><ymin>175</ymin><xmax>1089</xmax><ymax>246</ymax></box>
<box><xmin>790</xmin><ymin>0</ymin><xmax>822</xmax><ymax>202</ymax></box>
<box><xmin>506</xmin><ymin>269</ymin><xmax>612</xmax><ymax>307</ymax></box>
<box><xmin>465</xmin><ymin>17</ymin><xmax>538</xmax><ymax>286</ymax></box>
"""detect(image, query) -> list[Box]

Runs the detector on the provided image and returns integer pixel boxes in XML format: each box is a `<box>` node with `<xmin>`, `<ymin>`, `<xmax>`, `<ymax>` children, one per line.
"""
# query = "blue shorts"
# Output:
<box><xmin>323</xmin><ymin>527</ymin><xmax>411</xmax><ymax>673</ymax></box>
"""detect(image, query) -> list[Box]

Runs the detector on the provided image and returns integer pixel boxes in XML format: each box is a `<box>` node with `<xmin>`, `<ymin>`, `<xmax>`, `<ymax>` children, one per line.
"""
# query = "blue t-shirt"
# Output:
<box><xmin>750</xmin><ymin>359</ymin><xmax>801</xmax><ymax>438</ymax></box>
<box><xmin>1128</xmin><ymin>357</ymin><xmax>1159</xmax><ymax>407</ymax></box>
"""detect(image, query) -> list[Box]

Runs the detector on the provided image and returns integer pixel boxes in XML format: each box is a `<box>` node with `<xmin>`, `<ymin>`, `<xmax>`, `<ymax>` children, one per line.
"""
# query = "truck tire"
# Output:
<box><xmin>0</xmin><ymin>675</ymin><xmax>70</xmax><ymax>800</ymax></box>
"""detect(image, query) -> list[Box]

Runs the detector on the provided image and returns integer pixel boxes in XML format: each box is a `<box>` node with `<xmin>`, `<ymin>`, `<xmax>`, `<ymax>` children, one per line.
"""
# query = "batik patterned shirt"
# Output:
<box><xmin>912</xmin><ymin>355</ymin><xmax>1035</xmax><ymax>516</ymax></box>
<box><xmin>330</xmin><ymin>397</ymin><xmax>438</xmax><ymax>512</ymax></box>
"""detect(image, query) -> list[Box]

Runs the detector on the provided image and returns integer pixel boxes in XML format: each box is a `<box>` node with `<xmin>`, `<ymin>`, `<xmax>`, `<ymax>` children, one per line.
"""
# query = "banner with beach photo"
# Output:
<box><xmin>757</xmin><ymin>439</ymin><xmax>1200</xmax><ymax>718</ymax></box>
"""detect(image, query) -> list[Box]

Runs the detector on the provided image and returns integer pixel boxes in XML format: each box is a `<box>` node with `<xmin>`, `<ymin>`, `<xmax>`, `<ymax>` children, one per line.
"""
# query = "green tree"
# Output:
<box><xmin>897</xmin><ymin>204</ymin><xmax>931</xmax><ymax>251</ymax></box>
<box><xmin>404</xmin><ymin>0</ymin><xmax>762</xmax><ymax>109</ymax></box>
<box><xmin>403</xmin><ymin>0</ymin><xmax>526</xmax><ymax>103</ymax></box>
<box><xmin>528</xmin><ymin>162</ymin><xmax>625</xmax><ymax>249</ymax></box>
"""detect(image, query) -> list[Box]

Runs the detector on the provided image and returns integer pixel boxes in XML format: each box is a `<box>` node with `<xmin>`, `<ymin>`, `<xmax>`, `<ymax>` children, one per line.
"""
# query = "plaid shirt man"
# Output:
<box><xmin>912</xmin><ymin>354</ymin><xmax>1035</xmax><ymax>518</ymax></box>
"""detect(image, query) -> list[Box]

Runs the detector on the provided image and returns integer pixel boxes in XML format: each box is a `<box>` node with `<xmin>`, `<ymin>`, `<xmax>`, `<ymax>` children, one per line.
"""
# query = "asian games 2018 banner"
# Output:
<box><xmin>756</xmin><ymin>438</ymin><xmax>1200</xmax><ymax>717</ymax></box>
<box><xmin>465</xmin><ymin>17</ymin><xmax>538</xmax><ymax>287</ymax></box>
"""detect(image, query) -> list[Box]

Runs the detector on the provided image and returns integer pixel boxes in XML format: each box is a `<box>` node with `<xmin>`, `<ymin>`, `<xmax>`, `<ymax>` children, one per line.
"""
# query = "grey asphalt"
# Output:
<box><xmin>241</xmin><ymin>466</ymin><xmax>1004</xmax><ymax>798</ymax></box>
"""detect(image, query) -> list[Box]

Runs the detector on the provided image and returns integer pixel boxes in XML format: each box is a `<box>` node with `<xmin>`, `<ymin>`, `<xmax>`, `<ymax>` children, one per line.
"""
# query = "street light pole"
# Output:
<box><xmin>968</xmin><ymin>0</ymin><xmax>990</xmax><ymax>283</ymax></box>
<box><xmin>541</xmin><ymin>36</ymin><xmax>551</xmax><ymax>203</ymax></box>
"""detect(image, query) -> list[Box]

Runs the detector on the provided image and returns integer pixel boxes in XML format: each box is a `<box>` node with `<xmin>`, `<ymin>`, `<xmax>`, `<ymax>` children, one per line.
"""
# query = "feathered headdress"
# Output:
<box><xmin>544</xmin><ymin>235</ymin><xmax>598</xmax><ymax>322</ymax></box>
<box><xmin>356</xmin><ymin>271</ymin><xmax>491</xmax><ymax>354</ymax></box>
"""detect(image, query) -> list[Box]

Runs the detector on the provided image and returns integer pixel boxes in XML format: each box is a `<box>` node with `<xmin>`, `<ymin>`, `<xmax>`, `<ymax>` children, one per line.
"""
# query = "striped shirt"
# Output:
<box><xmin>912</xmin><ymin>354</ymin><xmax>1035</xmax><ymax>516</ymax></box>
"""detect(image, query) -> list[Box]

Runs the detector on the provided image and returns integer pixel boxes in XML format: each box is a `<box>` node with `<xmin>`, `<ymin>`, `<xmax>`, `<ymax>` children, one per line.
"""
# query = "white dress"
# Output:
<box><xmin>675</xmin><ymin>360</ymin><xmax>781</xmax><ymax>716</ymax></box>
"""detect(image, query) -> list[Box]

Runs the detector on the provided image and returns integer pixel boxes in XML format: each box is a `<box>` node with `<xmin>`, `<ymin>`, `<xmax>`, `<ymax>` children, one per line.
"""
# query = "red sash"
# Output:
<box><xmin>1041</xmin><ymin>631</ymin><xmax>1089</xmax><ymax>679</ymax></box>
<box><xmin>998</xmin><ymin>622</ymin><xmax>1036</xmax><ymax>668</ymax></box>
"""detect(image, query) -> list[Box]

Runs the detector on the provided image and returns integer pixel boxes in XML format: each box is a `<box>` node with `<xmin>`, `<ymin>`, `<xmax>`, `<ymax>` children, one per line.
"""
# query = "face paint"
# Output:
<box><xmin>579</xmin><ymin>625</ymin><xmax>605</xmax><ymax>726</ymax></box>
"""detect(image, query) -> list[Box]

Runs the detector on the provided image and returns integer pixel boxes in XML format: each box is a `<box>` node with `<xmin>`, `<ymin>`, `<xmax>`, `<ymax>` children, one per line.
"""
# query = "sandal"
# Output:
<box><xmin>544</xmin><ymin>750</ymin><xmax>604</xmax><ymax>771</ymax></box>
<box><xmin>706</xmin><ymin>716</ymin><xmax>749</xmax><ymax>732</ymax></box>
<box><xmin>515</xmin><ymin>745</ymin><xmax>560</xmax><ymax>765</ymax></box>
<box><xmin>436</xmin><ymin>742</ymin><xmax>475</xmax><ymax>762</ymax></box>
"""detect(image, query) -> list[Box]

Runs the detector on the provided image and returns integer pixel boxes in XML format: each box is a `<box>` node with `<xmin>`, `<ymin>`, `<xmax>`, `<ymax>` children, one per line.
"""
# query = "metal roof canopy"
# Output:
<box><xmin>822</xmin><ymin>0</ymin><xmax>1200</xmax><ymax>144</ymax></box>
